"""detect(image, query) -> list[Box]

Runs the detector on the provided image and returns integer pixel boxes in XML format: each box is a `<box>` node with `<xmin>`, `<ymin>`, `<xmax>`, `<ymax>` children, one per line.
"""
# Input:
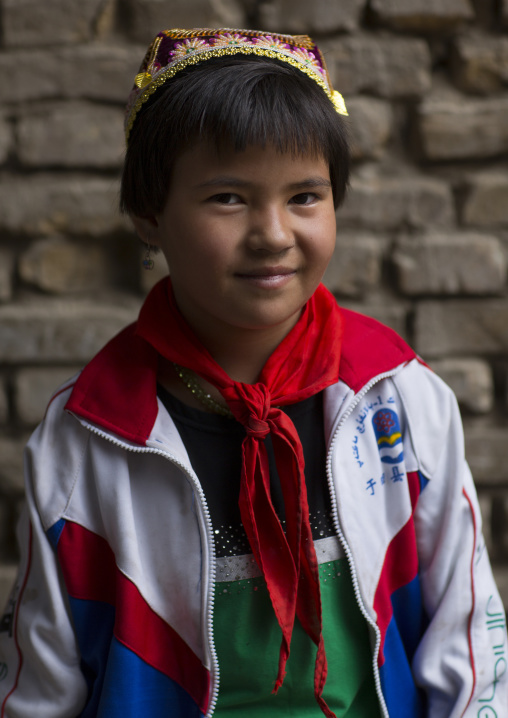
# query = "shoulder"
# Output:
<box><xmin>337</xmin><ymin>308</ymin><xmax>463</xmax><ymax>477</ymax></box>
<box><xmin>64</xmin><ymin>322</ymin><xmax>159</xmax><ymax>444</ymax></box>
<box><xmin>392</xmin><ymin>358</ymin><xmax>463</xmax><ymax>480</ymax></box>
<box><xmin>25</xmin><ymin>376</ymin><xmax>91</xmax><ymax>532</ymax></box>
<box><xmin>339</xmin><ymin>308</ymin><xmax>417</xmax><ymax>391</ymax></box>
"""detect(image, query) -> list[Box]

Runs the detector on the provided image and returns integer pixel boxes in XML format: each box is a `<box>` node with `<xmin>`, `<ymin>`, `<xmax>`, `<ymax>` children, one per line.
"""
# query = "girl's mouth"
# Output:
<box><xmin>235</xmin><ymin>267</ymin><xmax>297</xmax><ymax>288</ymax></box>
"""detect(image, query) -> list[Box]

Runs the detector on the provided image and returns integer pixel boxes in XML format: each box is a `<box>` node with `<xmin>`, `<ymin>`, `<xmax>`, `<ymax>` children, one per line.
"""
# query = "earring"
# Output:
<box><xmin>143</xmin><ymin>244</ymin><xmax>154</xmax><ymax>270</ymax></box>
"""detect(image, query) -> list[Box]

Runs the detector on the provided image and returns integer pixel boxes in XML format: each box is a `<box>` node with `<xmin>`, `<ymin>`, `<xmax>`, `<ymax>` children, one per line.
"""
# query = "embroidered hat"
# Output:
<box><xmin>125</xmin><ymin>27</ymin><xmax>348</xmax><ymax>143</ymax></box>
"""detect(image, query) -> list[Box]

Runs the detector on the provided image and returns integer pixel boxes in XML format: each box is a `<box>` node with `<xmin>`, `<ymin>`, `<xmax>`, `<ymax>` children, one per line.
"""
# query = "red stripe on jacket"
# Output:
<box><xmin>57</xmin><ymin>521</ymin><xmax>210</xmax><ymax>713</ymax></box>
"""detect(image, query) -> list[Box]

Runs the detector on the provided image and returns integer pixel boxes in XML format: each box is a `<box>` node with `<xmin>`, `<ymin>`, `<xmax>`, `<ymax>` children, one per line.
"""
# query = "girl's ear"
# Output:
<box><xmin>131</xmin><ymin>215</ymin><xmax>161</xmax><ymax>247</ymax></box>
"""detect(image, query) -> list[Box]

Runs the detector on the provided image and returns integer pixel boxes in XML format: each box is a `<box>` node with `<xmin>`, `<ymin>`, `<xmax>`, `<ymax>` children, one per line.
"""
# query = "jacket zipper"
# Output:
<box><xmin>72</xmin><ymin>418</ymin><xmax>221</xmax><ymax>717</ymax></box>
<box><xmin>325</xmin><ymin>368</ymin><xmax>405</xmax><ymax>718</ymax></box>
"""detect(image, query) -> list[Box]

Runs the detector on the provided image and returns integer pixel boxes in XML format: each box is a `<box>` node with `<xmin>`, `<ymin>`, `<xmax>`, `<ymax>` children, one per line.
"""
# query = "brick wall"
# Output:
<box><xmin>1</xmin><ymin>0</ymin><xmax>508</xmax><ymax>609</ymax></box>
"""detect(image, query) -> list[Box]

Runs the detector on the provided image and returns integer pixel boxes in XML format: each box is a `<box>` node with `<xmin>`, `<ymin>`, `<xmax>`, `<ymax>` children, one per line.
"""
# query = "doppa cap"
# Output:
<box><xmin>125</xmin><ymin>27</ymin><xmax>348</xmax><ymax>143</ymax></box>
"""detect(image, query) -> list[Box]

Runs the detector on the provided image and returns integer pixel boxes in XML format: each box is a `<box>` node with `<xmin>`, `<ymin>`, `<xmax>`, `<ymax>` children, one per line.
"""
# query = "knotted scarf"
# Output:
<box><xmin>136</xmin><ymin>277</ymin><xmax>343</xmax><ymax>717</ymax></box>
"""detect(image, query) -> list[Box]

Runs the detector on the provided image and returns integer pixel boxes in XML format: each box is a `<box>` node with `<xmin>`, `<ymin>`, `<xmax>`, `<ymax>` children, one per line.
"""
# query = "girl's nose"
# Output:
<box><xmin>246</xmin><ymin>206</ymin><xmax>294</xmax><ymax>253</ymax></box>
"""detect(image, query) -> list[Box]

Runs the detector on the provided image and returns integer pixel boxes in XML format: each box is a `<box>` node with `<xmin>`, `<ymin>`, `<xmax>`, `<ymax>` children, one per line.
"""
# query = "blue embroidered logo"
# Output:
<box><xmin>372</xmin><ymin>408</ymin><xmax>404</xmax><ymax>465</ymax></box>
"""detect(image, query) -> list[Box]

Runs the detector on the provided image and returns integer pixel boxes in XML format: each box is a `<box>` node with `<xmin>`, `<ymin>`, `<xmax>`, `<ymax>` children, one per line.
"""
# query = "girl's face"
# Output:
<box><xmin>135</xmin><ymin>141</ymin><xmax>337</xmax><ymax>348</ymax></box>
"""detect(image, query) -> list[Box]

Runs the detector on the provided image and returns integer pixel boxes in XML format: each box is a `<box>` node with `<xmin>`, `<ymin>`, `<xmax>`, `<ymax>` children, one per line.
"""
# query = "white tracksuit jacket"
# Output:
<box><xmin>0</xmin><ymin>307</ymin><xmax>506</xmax><ymax>718</ymax></box>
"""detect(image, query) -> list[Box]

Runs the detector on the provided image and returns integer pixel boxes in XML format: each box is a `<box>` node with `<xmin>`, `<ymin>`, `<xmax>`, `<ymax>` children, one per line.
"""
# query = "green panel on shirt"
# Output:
<box><xmin>213</xmin><ymin>557</ymin><xmax>381</xmax><ymax>716</ymax></box>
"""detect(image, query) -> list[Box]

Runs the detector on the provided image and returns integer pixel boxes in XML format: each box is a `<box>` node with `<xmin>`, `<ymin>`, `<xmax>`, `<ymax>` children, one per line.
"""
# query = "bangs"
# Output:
<box><xmin>173</xmin><ymin>58</ymin><xmax>343</xmax><ymax>159</ymax></box>
<box><xmin>121</xmin><ymin>56</ymin><xmax>349</xmax><ymax>217</ymax></box>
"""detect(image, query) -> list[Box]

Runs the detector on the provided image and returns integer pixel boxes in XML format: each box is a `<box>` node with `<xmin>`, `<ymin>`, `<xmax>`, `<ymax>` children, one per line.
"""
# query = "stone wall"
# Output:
<box><xmin>1</xmin><ymin>0</ymin><xmax>508</xmax><ymax>609</ymax></box>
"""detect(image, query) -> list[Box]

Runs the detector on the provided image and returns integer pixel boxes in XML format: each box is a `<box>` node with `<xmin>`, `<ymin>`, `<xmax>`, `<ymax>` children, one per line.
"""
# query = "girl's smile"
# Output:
<box><xmin>235</xmin><ymin>266</ymin><xmax>297</xmax><ymax>289</ymax></box>
<box><xmin>133</xmin><ymin>141</ymin><xmax>337</xmax><ymax>360</ymax></box>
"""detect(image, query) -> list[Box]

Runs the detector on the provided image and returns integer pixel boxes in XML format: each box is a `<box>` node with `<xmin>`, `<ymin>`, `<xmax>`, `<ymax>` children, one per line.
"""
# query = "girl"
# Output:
<box><xmin>0</xmin><ymin>27</ymin><xmax>505</xmax><ymax>718</ymax></box>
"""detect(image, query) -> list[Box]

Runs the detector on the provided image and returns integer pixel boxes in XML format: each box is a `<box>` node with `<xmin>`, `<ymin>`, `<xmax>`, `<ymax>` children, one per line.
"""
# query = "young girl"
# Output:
<box><xmin>0</xmin><ymin>27</ymin><xmax>505</xmax><ymax>718</ymax></box>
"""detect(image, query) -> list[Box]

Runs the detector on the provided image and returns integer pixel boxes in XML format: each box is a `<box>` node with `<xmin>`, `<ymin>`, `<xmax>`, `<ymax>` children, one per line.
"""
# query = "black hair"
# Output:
<box><xmin>120</xmin><ymin>54</ymin><xmax>350</xmax><ymax>216</ymax></box>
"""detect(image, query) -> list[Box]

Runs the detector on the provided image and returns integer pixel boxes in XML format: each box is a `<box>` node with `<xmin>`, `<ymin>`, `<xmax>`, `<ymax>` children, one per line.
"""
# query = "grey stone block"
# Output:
<box><xmin>430</xmin><ymin>358</ymin><xmax>494</xmax><ymax>413</ymax></box>
<box><xmin>416</xmin><ymin>92</ymin><xmax>508</xmax><ymax>161</ymax></box>
<box><xmin>451</xmin><ymin>34</ymin><xmax>508</xmax><ymax>94</ymax></box>
<box><xmin>464</xmin><ymin>419</ymin><xmax>508</xmax><ymax>485</ymax></box>
<box><xmin>370</xmin><ymin>0</ymin><xmax>474</xmax><ymax>31</ymax></box>
<box><xmin>2</xmin><ymin>0</ymin><xmax>104</xmax><ymax>48</ymax></box>
<box><xmin>0</xmin><ymin>564</ymin><xmax>18</xmax><ymax>613</ymax></box>
<box><xmin>393</xmin><ymin>233</ymin><xmax>506</xmax><ymax>295</ymax></box>
<box><xmin>0</xmin><ymin>437</ymin><xmax>27</xmax><ymax>497</ymax></box>
<box><xmin>258</xmin><ymin>0</ymin><xmax>365</xmax><ymax>34</ymax></box>
<box><xmin>321</xmin><ymin>35</ymin><xmax>431</xmax><ymax>99</ymax></box>
<box><xmin>346</xmin><ymin>97</ymin><xmax>393</xmax><ymax>160</ymax></box>
<box><xmin>95</xmin><ymin>0</ymin><xmax>116</xmax><ymax>39</ymax></box>
<box><xmin>0</xmin><ymin>114</ymin><xmax>13</xmax><ymax>165</ymax></box>
<box><xmin>479</xmin><ymin>492</ymin><xmax>508</xmax><ymax>563</ymax></box>
<box><xmin>124</xmin><ymin>0</ymin><xmax>246</xmax><ymax>44</ymax></box>
<box><xmin>0</xmin><ymin>249</ymin><xmax>14</xmax><ymax>303</ymax></box>
<box><xmin>415</xmin><ymin>299</ymin><xmax>508</xmax><ymax>357</ymax></box>
<box><xmin>14</xmin><ymin>367</ymin><xmax>82</xmax><ymax>426</ymax></box>
<box><xmin>17</xmin><ymin>102</ymin><xmax>125</xmax><ymax>169</ymax></box>
<box><xmin>19</xmin><ymin>237</ymin><xmax>110</xmax><ymax>294</ymax></box>
<box><xmin>0</xmin><ymin>296</ymin><xmax>139</xmax><ymax>363</ymax></box>
<box><xmin>462</xmin><ymin>171</ymin><xmax>508</xmax><ymax>227</ymax></box>
<box><xmin>0</xmin><ymin>44</ymin><xmax>142</xmax><ymax>105</ymax></box>
<box><xmin>323</xmin><ymin>233</ymin><xmax>383</xmax><ymax>297</ymax></box>
<box><xmin>0</xmin><ymin>174</ymin><xmax>128</xmax><ymax>236</ymax></box>
<box><xmin>339</xmin><ymin>174</ymin><xmax>454</xmax><ymax>230</ymax></box>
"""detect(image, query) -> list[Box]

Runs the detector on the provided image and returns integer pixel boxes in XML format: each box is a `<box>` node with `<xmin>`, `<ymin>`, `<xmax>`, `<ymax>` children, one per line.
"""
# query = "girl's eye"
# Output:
<box><xmin>290</xmin><ymin>192</ymin><xmax>317</xmax><ymax>206</ymax></box>
<box><xmin>210</xmin><ymin>193</ymin><xmax>241</xmax><ymax>205</ymax></box>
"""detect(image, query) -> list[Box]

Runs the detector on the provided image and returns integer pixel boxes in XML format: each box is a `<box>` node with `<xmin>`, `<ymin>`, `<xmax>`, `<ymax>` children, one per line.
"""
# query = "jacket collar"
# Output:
<box><xmin>65</xmin><ymin>307</ymin><xmax>416</xmax><ymax>445</ymax></box>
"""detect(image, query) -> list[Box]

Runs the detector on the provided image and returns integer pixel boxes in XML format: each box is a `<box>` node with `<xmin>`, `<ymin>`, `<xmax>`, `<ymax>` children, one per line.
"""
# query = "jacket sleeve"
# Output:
<box><xmin>399</xmin><ymin>363</ymin><xmax>507</xmax><ymax>718</ymax></box>
<box><xmin>0</xmin><ymin>428</ymin><xmax>88</xmax><ymax>717</ymax></box>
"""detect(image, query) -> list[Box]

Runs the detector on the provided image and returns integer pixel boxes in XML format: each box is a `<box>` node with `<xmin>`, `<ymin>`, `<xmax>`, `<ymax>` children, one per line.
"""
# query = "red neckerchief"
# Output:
<box><xmin>136</xmin><ymin>278</ymin><xmax>343</xmax><ymax>717</ymax></box>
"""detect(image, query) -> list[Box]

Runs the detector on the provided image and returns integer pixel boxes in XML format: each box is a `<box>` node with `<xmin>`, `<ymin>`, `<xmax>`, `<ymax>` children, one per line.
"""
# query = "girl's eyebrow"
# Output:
<box><xmin>194</xmin><ymin>176</ymin><xmax>249</xmax><ymax>189</ymax></box>
<box><xmin>195</xmin><ymin>176</ymin><xmax>332</xmax><ymax>190</ymax></box>
<box><xmin>288</xmin><ymin>177</ymin><xmax>332</xmax><ymax>190</ymax></box>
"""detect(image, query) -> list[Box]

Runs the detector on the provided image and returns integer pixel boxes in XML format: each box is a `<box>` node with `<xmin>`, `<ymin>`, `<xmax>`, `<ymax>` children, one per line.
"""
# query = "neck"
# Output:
<box><xmin>190</xmin><ymin>319</ymin><xmax>300</xmax><ymax>384</ymax></box>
